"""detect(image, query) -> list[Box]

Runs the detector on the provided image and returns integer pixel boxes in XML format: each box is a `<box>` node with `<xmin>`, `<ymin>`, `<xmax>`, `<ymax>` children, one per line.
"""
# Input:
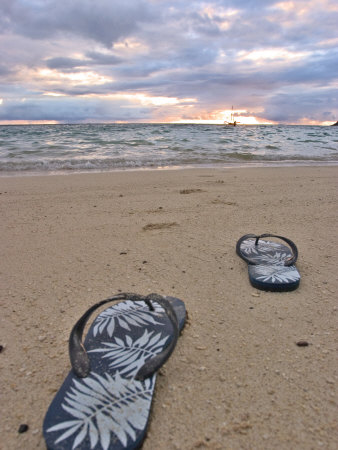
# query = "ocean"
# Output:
<box><xmin>0</xmin><ymin>123</ymin><xmax>337</xmax><ymax>175</ymax></box>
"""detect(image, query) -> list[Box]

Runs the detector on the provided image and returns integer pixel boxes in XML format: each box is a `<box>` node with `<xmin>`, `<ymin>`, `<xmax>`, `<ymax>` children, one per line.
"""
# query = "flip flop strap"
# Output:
<box><xmin>69</xmin><ymin>293</ymin><xmax>179</xmax><ymax>381</ymax></box>
<box><xmin>236</xmin><ymin>233</ymin><xmax>298</xmax><ymax>266</ymax></box>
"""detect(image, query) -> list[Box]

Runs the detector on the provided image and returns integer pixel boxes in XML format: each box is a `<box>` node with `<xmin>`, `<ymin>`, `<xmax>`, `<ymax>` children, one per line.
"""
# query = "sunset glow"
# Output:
<box><xmin>37</xmin><ymin>69</ymin><xmax>113</xmax><ymax>86</ymax></box>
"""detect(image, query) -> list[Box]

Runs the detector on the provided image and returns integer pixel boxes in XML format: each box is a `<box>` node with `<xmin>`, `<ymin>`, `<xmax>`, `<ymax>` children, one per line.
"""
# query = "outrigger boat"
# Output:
<box><xmin>224</xmin><ymin>106</ymin><xmax>239</xmax><ymax>126</ymax></box>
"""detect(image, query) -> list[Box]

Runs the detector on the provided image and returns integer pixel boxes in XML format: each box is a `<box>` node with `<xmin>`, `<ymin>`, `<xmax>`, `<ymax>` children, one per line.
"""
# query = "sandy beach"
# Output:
<box><xmin>1</xmin><ymin>165</ymin><xmax>337</xmax><ymax>449</ymax></box>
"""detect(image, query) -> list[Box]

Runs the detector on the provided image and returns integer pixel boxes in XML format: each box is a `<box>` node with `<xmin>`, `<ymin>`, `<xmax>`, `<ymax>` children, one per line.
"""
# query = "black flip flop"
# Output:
<box><xmin>43</xmin><ymin>293</ymin><xmax>186</xmax><ymax>450</ymax></box>
<box><xmin>236</xmin><ymin>233</ymin><xmax>300</xmax><ymax>291</ymax></box>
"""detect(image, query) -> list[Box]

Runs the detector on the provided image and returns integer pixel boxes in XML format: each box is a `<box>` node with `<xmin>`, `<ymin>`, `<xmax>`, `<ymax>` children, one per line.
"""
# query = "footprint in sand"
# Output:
<box><xmin>142</xmin><ymin>222</ymin><xmax>178</xmax><ymax>231</ymax></box>
<box><xmin>211</xmin><ymin>199</ymin><xmax>237</xmax><ymax>205</ymax></box>
<box><xmin>179</xmin><ymin>189</ymin><xmax>204</xmax><ymax>194</ymax></box>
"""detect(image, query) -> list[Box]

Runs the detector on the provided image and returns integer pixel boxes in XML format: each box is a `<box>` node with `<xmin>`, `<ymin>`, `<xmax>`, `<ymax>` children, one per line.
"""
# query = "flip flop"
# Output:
<box><xmin>43</xmin><ymin>293</ymin><xmax>186</xmax><ymax>450</ymax></box>
<box><xmin>236</xmin><ymin>233</ymin><xmax>300</xmax><ymax>291</ymax></box>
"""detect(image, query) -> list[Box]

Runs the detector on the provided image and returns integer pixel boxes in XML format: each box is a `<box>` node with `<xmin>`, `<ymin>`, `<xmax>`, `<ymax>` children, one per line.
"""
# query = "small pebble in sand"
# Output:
<box><xmin>296</xmin><ymin>340</ymin><xmax>309</xmax><ymax>347</ymax></box>
<box><xmin>18</xmin><ymin>424</ymin><xmax>29</xmax><ymax>433</ymax></box>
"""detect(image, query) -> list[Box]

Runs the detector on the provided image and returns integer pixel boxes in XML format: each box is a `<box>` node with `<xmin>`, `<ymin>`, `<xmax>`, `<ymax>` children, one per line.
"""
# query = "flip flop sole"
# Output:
<box><xmin>248</xmin><ymin>264</ymin><xmax>300</xmax><ymax>291</ymax></box>
<box><xmin>43</xmin><ymin>296</ymin><xmax>186</xmax><ymax>450</ymax></box>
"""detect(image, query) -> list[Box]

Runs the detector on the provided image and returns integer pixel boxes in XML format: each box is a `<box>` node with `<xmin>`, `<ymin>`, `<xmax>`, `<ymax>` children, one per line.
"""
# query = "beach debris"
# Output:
<box><xmin>251</xmin><ymin>292</ymin><xmax>260</xmax><ymax>297</ymax></box>
<box><xmin>296</xmin><ymin>340</ymin><xmax>310</xmax><ymax>347</ymax></box>
<box><xmin>18</xmin><ymin>424</ymin><xmax>29</xmax><ymax>433</ymax></box>
<box><xmin>0</xmin><ymin>345</ymin><xmax>3</xmax><ymax>353</ymax></box>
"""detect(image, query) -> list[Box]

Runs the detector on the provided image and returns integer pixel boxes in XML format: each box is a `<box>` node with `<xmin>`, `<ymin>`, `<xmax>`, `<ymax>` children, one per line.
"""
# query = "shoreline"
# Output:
<box><xmin>1</xmin><ymin>159</ymin><xmax>338</xmax><ymax>178</ymax></box>
<box><xmin>1</xmin><ymin>165</ymin><xmax>337</xmax><ymax>449</ymax></box>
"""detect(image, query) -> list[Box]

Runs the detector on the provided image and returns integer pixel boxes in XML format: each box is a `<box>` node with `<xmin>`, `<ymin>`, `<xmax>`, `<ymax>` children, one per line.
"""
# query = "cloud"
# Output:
<box><xmin>0</xmin><ymin>96</ymin><xmax>153</xmax><ymax>122</ymax></box>
<box><xmin>0</xmin><ymin>0</ymin><xmax>337</xmax><ymax>124</ymax></box>
<box><xmin>264</xmin><ymin>87</ymin><xmax>338</xmax><ymax>123</ymax></box>
<box><xmin>45</xmin><ymin>53</ymin><xmax>123</xmax><ymax>70</ymax></box>
<box><xmin>0</xmin><ymin>0</ymin><xmax>154</xmax><ymax>47</ymax></box>
<box><xmin>0</xmin><ymin>64</ymin><xmax>12</xmax><ymax>77</ymax></box>
<box><xmin>45</xmin><ymin>57</ymin><xmax>91</xmax><ymax>70</ymax></box>
<box><xmin>85</xmin><ymin>52</ymin><xmax>124</xmax><ymax>65</ymax></box>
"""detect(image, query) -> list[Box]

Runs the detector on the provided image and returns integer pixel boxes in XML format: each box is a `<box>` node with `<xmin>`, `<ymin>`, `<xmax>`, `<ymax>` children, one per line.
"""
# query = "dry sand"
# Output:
<box><xmin>1</xmin><ymin>166</ymin><xmax>337</xmax><ymax>449</ymax></box>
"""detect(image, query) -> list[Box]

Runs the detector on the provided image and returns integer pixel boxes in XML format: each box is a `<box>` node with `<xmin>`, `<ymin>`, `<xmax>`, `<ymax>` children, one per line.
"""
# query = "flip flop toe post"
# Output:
<box><xmin>236</xmin><ymin>234</ymin><xmax>300</xmax><ymax>291</ymax></box>
<box><xmin>43</xmin><ymin>293</ymin><xmax>186</xmax><ymax>450</ymax></box>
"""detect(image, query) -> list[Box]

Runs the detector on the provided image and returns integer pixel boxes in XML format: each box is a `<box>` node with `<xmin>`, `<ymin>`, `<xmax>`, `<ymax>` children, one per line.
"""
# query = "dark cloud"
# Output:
<box><xmin>0</xmin><ymin>96</ymin><xmax>153</xmax><ymax>122</ymax></box>
<box><xmin>45</xmin><ymin>53</ymin><xmax>123</xmax><ymax>70</ymax></box>
<box><xmin>0</xmin><ymin>0</ymin><xmax>154</xmax><ymax>46</ymax></box>
<box><xmin>0</xmin><ymin>64</ymin><xmax>12</xmax><ymax>77</ymax></box>
<box><xmin>264</xmin><ymin>88</ymin><xmax>338</xmax><ymax>123</ymax></box>
<box><xmin>45</xmin><ymin>57</ymin><xmax>91</xmax><ymax>70</ymax></box>
<box><xmin>85</xmin><ymin>52</ymin><xmax>124</xmax><ymax>65</ymax></box>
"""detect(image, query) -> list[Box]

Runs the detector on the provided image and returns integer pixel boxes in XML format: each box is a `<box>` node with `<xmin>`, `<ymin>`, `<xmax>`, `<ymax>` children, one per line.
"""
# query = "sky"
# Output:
<box><xmin>0</xmin><ymin>0</ymin><xmax>337</xmax><ymax>125</ymax></box>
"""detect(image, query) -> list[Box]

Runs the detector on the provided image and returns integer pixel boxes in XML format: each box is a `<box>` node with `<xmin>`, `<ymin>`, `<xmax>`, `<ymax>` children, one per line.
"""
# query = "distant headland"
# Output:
<box><xmin>331</xmin><ymin>121</ymin><xmax>338</xmax><ymax>126</ymax></box>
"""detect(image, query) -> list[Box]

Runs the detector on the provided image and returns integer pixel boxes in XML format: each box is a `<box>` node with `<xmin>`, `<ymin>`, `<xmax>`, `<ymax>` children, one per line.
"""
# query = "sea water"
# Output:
<box><xmin>0</xmin><ymin>123</ymin><xmax>337</xmax><ymax>175</ymax></box>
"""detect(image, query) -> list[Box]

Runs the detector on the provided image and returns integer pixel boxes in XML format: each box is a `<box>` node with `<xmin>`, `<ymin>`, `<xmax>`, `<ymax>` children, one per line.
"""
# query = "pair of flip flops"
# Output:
<box><xmin>43</xmin><ymin>234</ymin><xmax>300</xmax><ymax>449</ymax></box>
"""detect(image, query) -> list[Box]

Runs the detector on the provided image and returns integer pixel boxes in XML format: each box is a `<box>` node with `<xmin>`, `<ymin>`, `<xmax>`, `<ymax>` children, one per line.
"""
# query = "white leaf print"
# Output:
<box><xmin>92</xmin><ymin>301</ymin><xmax>164</xmax><ymax>338</ymax></box>
<box><xmin>47</xmin><ymin>372</ymin><xmax>154</xmax><ymax>449</ymax></box>
<box><xmin>254</xmin><ymin>265</ymin><xmax>300</xmax><ymax>283</ymax></box>
<box><xmin>72</xmin><ymin>423</ymin><xmax>88</xmax><ymax>448</ymax></box>
<box><xmin>90</xmin><ymin>330</ymin><xmax>170</xmax><ymax>377</ymax></box>
<box><xmin>241</xmin><ymin>239</ymin><xmax>291</xmax><ymax>262</ymax></box>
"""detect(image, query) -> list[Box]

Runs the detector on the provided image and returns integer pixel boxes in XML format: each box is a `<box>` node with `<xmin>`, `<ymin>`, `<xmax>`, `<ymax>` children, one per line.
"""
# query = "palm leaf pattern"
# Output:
<box><xmin>250</xmin><ymin>251</ymin><xmax>291</xmax><ymax>265</ymax></box>
<box><xmin>89</xmin><ymin>329</ymin><xmax>170</xmax><ymax>377</ymax></box>
<box><xmin>241</xmin><ymin>238</ymin><xmax>283</xmax><ymax>256</ymax></box>
<box><xmin>92</xmin><ymin>300</ymin><xmax>164</xmax><ymax>338</ymax></box>
<box><xmin>241</xmin><ymin>239</ymin><xmax>293</xmax><ymax>265</ymax></box>
<box><xmin>47</xmin><ymin>371</ymin><xmax>154</xmax><ymax>450</ymax></box>
<box><xmin>254</xmin><ymin>264</ymin><xmax>300</xmax><ymax>283</ymax></box>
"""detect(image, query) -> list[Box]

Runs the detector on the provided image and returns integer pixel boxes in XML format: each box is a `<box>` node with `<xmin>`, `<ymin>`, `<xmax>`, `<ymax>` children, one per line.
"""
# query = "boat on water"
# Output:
<box><xmin>224</xmin><ymin>106</ymin><xmax>239</xmax><ymax>126</ymax></box>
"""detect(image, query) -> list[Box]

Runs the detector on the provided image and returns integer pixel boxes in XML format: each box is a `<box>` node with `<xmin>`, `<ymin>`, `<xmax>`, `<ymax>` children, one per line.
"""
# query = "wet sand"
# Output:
<box><xmin>1</xmin><ymin>166</ymin><xmax>337</xmax><ymax>449</ymax></box>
